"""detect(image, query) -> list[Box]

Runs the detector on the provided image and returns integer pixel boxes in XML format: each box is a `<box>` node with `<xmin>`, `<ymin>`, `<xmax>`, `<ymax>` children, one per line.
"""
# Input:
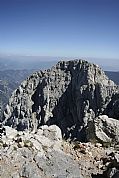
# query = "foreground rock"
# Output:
<box><xmin>1</xmin><ymin>125</ymin><xmax>119</xmax><ymax>178</ymax></box>
<box><xmin>0</xmin><ymin>125</ymin><xmax>82</xmax><ymax>178</ymax></box>
<box><xmin>87</xmin><ymin>115</ymin><xmax>119</xmax><ymax>145</ymax></box>
<box><xmin>3</xmin><ymin>60</ymin><xmax>119</xmax><ymax>142</ymax></box>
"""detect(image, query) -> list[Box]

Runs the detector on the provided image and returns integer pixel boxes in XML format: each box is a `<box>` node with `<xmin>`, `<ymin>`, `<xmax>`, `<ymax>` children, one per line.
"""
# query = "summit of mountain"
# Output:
<box><xmin>2</xmin><ymin>59</ymin><xmax>119</xmax><ymax>142</ymax></box>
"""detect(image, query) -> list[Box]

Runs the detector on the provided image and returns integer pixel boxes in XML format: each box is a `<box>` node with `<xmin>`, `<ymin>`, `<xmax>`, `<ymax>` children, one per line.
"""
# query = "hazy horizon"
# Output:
<box><xmin>0</xmin><ymin>55</ymin><xmax>119</xmax><ymax>71</ymax></box>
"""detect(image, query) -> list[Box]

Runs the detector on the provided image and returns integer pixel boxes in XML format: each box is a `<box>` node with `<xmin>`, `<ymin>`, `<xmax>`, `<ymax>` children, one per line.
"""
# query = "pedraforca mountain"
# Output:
<box><xmin>2</xmin><ymin>59</ymin><xmax>119</xmax><ymax>141</ymax></box>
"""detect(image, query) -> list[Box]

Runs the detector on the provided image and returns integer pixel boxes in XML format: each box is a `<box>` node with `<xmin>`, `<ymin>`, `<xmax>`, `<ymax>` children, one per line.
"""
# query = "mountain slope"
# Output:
<box><xmin>3</xmin><ymin>60</ymin><xmax>119</xmax><ymax>141</ymax></box>
<box><xmin>0</xmin><ymin>69</ymin><xmax>34</xmax><ymax>118</ymax></box>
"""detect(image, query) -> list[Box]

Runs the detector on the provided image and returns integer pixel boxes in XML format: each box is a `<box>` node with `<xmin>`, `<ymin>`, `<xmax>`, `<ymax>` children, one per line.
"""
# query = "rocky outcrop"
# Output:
<box><xmin>1</xmin><ymin>124</ymin><xmax>119</xmax><ymax>178</ymax></box>
<box><xmin>86</xmin><ymin>115</ymin><xmax>119</xmax><ymax>144</ymax></box>
<box><xmin>1</xmin><ymin>123</ymin><xmax>119</xmax><ymax>178</ymax></box>
<box><xmin>0</xmin><ymin>69</ymin><xmax>34</xmax><ymax>120</ymax></box>
<box><xmin>100</xmin><ymin>150</ymin><xmax>119</xmax><ymax>178</ymax></box>
<box><xmin>0</xmin><ymin>125</ymin><xmax>83</xmax><ymax>178</ymax></box>
<box><xmin>2</xmin><ymin>59</ymin><xmax>119</xmax><ymax>141</ymax></box>
<box><xmin>1</xmin><ymin>124</ymin><xmax>62</xmax><ymax>150</ymax></box>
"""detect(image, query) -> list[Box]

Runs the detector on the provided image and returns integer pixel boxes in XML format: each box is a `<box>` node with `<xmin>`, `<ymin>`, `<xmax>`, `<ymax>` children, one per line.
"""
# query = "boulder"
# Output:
<box><xmin>34</xmin><ymin>150</ymin><xmax>83</xmax><ymax>178</ymax></box>
<box><xmin>0</xmin><ymin>124</ymin><xmax>83</xmax><ymax>178</ymax></box>
<box><xmin>86</xmin><ymin>115</ymin><xmax>119</xmax><ymax>144</ymax></box>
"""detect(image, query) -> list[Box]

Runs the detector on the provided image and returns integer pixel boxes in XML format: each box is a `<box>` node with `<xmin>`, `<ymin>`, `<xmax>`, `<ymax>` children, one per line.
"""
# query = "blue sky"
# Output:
<box><xmin>0</xmin><ymin>0</ymin><xmax>119</xmax><ymax>59</ymax></box>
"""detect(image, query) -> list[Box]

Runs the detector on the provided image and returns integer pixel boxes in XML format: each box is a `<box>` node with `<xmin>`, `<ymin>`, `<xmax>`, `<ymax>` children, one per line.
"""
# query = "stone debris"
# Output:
<box><xmin>0</xmin><ymin>123</ymin><xmax>6</xmax><ymax>139</ymax></box>
<box><xmin>0</xmin><ymin>125</ymin><xmax>83</xmax><ymax>178</ymax></box>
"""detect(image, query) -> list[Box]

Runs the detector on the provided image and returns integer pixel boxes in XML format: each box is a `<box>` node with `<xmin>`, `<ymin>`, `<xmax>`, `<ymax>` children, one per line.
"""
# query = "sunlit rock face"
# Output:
<box><xmin>3</xmin><ymin>59</ymin><xmax>119</xmax><ymax>141</ymax></box>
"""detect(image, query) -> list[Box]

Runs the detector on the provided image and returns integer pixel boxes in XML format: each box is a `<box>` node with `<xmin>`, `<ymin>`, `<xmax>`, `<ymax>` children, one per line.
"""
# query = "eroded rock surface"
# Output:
<box><xmin>87</xmin><ymin>115</ymin><xmax>119</xmax><ymax>145</ymax></box>
<box><xmin>1</xmin><ymin>60</ymin><xmax>119</xmax><ymax>178</ymax></box>
<box><xmin>3</xmin><ymin>60</ymin><xmax>119</xmax><ymax>141</ymax></box>
<box><xmin>0</xmin><ymin>125</ymin><xmax>83</xmax><ymax>178</ymax></box>
<box><xmin>1</xmin><ymin>125</ymin><xmax>119</xmax><ymax>178</ymax></box>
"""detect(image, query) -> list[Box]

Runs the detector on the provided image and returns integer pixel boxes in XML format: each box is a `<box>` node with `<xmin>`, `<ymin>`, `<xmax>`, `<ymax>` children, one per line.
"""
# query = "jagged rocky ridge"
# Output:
<box><xmin>0</xmin><ymin>69</ymin><xmax>34</xmax><ymax>119</ymax></box>
<box><xmin>3</xmin><ymin>59</ymin><xmax>119</xmax><ymax>142</ymax></box>
<box><xmin>1</xmin><ymin>59</ymin><xmax>119</xmax><ymax>178</ymax></box>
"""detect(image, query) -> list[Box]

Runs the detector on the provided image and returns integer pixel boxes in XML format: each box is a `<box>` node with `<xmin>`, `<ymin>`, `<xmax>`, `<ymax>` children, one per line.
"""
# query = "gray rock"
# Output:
<box><xmin>102</xmin><ymin>152</ymin><xmax>119</xmax><ymax>178</ymax></box>
<box><xmin>104</xmin><ymin>93</ymin><xmax>119</xmax><ymax>119</ymax></box>
<box><xmin>2</xmin><ymin>59</ymin><xmax>119</xmax><ymax>141</ymax></box>
<box><xmin>34</xmin><ymin>150</ymin><xmax>82</xmax><ymax>178</ymax></box>
<box><xmin>11</xmin><ymin>173</ymin><xmax>19</xmax><ymax>178</ymax></box>
<box><xmin>4</xmin><ymin>126</ymin><xmax>17</xmax><ymax>140</ymax></box>
<box><xmin>0</xmin><ymin>125</ymin><xmax>83</xmax><ymax>178</ymax></box>
<box><xmin>20</xmin><ymin>162</ymin><xmax>42</xmax><ymax>178</ymax></box>
<box><xmin>86</xmin><ymin>115</ymin><xmax>119</xmax><ymax>144</ymax></box>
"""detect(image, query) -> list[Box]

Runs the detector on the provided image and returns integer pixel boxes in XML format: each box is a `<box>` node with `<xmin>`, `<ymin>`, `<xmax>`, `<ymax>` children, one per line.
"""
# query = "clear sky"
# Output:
<box><xmin>0</xmin><ymin>0</ymin><xmax>119</xmax><ymax>59</ymax></box>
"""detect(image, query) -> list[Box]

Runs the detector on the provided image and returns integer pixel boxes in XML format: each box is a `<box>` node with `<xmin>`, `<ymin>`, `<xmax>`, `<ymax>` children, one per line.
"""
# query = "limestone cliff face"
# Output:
<box><xmin>3</xmin><ymin>60</ymin><xmax>119</xmax><ymax>141</ymax></box>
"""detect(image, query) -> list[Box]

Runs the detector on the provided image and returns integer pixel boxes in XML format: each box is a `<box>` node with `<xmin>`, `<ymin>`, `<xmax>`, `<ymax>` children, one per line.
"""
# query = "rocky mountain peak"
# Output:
<box><xmin>2</xmin><ymin>59</ymin><xmax>119</xmax><ymax>141</ymax></box>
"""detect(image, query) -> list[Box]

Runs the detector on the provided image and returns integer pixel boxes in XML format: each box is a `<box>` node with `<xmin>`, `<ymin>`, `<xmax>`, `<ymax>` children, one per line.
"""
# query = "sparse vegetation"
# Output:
<box><xmin>24</xmin><ymin>140</ymin><xmax>33</xmax><ymax>148</ymax></box>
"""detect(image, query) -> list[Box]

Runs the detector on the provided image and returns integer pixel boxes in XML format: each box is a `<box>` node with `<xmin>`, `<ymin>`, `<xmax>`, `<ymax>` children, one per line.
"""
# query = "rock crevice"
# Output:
<box><xmin>3</xmin><ymin>59</ymin><xmax>119</xmax><ymax>141</ymax></box>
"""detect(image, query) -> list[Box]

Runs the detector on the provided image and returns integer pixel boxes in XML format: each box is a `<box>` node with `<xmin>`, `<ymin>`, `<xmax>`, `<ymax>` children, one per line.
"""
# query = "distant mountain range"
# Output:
<box><xmin>105</xmin><ymin>71</ymin><xmax>119</xmax><ymax>84</ymax></box>
<box><xmin>0</xmin><ymin>69</ymin><xmax>34</xmax><ymax>118</ymax></box>
<box><xmin>0</xmin><ymin>56</ymin><xmax>59</xmax><ymax>70</ymax></box>
<box><xmin>0</xmin><ymin>55</ymin><xmax>119</xmax><ymax>71</ymax></box>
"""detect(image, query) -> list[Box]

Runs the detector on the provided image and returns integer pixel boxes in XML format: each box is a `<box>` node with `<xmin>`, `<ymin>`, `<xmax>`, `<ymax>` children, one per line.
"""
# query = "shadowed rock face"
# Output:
<box><xmin>0</xmin><ymin>69</ymin><xmax>34</xmax><ymax>120</ymax></box>
<box><xmin>2</xmin><ymin>59</ymin><xmax>119</xmax><ymax>141</ymax></box>
<box><xmin>86</xmin><ymin>115</ymin><xmax>119</xmax><ymax>144</ymax></box>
